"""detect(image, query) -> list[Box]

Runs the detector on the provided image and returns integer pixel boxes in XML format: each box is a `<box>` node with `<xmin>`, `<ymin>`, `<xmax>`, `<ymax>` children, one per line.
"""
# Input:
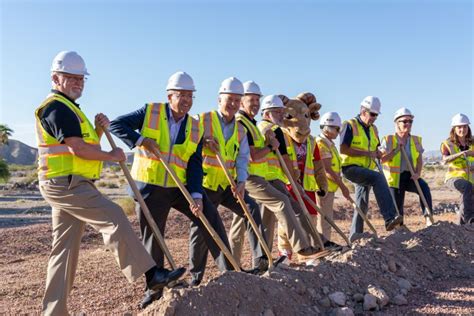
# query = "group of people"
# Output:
<box><xmin>35</xmin><ymin>51</ymin><xmax>474</xmax><ymax>315</ymax></box>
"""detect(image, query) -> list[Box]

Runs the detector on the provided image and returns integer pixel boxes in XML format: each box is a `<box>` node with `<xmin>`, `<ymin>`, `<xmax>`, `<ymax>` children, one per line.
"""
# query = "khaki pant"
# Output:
<box><xmin>240</xmin><ymin>175</ymin><xmax>311</xmax><ymax>253</ymax></box>
<box><xmin>40</xmin><ymin>176</ymin><xmax>155</xmax><ymax>316</ymax></box>
<box><xmin>316</xmin><ymin>191</ymin><xmax>335</xmax><ymax>241</ymax></box>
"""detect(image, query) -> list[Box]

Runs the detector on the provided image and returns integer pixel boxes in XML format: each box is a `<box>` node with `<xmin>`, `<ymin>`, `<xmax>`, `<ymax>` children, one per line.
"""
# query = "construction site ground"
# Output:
<box><xmin>0</xmin><ymin>167</ymin><xmax>473</xmax><ymax>315</ymax></box>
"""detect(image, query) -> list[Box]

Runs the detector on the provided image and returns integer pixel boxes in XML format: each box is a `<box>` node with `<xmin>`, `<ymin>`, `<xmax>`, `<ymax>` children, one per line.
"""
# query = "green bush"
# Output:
<box><xmin>0</xmin><ymin>159</ymin><xmax>10</xmax><ymax>183</ymax></box>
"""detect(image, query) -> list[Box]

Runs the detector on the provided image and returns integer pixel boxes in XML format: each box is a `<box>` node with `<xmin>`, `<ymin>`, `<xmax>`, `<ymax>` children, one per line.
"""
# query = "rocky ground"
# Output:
<box><xmin>0</xmin><ymin>167</ymin><xmax>473</xmax><ymax>315</ymax></box>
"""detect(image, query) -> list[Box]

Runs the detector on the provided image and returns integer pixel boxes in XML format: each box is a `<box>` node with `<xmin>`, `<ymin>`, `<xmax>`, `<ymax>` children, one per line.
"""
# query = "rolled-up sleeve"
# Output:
<box><xmin>236</xmin><ymin>135</ymin><xmax>250</xmax><ymax>183</ymax></box>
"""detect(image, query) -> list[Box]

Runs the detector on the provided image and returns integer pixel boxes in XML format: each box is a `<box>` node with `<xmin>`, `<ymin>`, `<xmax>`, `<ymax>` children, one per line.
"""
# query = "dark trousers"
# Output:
<box><xmin>342</xmin><ymin>165</ymin><xmax>398</xmax><ymax>239</ymax></box>
<box><xmin>136</xmin><ymin>186</ymin><xmax>232</xmax><ymax>287</ymax></box>
<box><xmin>189</xmin><ymin>186</ymin><xmax>266</xmax><ymax>282</ymax></box>
<box><xmin>447</xmin><ymin>178</ymin><xmax>474</xmax><ymax>224</ymax></box>
<box><xmin>390</xmin><ymin>171</ymin><xmax>432</xmax><ymax>218</ymax></box>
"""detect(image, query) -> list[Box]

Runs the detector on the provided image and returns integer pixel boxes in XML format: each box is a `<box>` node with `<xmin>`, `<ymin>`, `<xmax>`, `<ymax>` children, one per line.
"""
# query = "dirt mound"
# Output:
<box><xmin>143</xmin><ymin>222</ymin><xmax>473</xmax><ymax>315</ymax></box>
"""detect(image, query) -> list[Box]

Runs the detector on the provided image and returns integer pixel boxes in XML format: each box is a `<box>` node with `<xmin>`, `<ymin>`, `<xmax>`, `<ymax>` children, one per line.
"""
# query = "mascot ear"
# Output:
<box><xmin>278</xmin><ymin>95</ymin><xmax>290</xmax><ymax>106</ymax></box>
<box><xmin>296</xmin><ymin>92</ymin><xmax>321</xmax><ymax>121</ymax></box>
<box><xmin>309</xmin><ymin>103</ymin><xmax>322</xmax><ymax>120</ymax></box>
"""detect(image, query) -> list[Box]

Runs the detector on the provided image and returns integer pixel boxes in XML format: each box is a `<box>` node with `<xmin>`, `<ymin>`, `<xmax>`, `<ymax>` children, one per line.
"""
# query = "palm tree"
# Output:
<box><xmin>0</xmin><ymin>124</ymin><xmax>14</xmax><ymax>145</ymax></box>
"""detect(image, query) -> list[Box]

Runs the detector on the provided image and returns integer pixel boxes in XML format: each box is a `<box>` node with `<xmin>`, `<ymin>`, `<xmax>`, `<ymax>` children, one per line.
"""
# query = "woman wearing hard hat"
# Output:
<box><xmin>316</xmin><ymin>112</ymin><xmax>352</xmax><ymax>240</ymax></box>
<box><xmin>440</xmin><ymin>113</ymin><xmax>474</xmax><ymax>225</ymax></box>
<box><xmin>380</xmin><ymin>108</ymin><xmax>434</xmax><ymax>227</ymax></box>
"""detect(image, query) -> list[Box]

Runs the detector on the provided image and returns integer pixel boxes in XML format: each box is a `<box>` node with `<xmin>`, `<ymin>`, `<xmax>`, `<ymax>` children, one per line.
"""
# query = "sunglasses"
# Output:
<box><xmin>398</xmin><ymin>120</ymin><xmax>413</xmax><ymax>124</ymax></box>
<box><xmin>368</xmin><ymin>111</ymin><xmax>378</xmax><ymax>117</ymax></box>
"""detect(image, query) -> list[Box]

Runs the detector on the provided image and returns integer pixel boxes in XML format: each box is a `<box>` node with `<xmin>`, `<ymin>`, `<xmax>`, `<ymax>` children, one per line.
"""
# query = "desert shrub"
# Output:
<box><xmin>0</xmin><ymin>160</ymin><xmax>10</xmax><ymax>183</ymax></box>
<box><xmin>9</xmin><ymin>164</ymin><xmax>36</xmax><ymax>172</ymax></box>
<box><xmin>115</xmin><ymin>197</ymin><xmax>136</xmax><ymax>216</ymax></box>
<box><xmin>106</xmin><ymin>182</ymin><xmax>119</xmax><ymax>189</ymax></box>
<box><xmin>109</xmin><ymin>165</ymin><xmax>121</xmax><ymax>173</ymax></box>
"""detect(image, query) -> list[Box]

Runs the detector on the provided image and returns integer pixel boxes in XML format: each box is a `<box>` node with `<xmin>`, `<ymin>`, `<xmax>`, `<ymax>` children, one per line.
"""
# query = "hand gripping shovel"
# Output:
<box><xmin>214</xmin><ymin>152</ymin><xmax>275</xmax><ymax>270</ymax></box>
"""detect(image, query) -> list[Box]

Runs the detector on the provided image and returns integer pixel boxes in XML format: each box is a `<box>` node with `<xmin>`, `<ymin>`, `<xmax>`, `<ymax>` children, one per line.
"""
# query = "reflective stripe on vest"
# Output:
<box><xmin>340</xmin><ymin>118</ymin><xmax>379</xmax><ymax>169</ymax></box>
<box><xmin>131</xmin><ymin>103</ymin><xmax>202</xmax><ymax>187</ymax></box>
<box><xmin>285</xmin><ymin>133</ymin><xmax>318</xmax><ymax>191</ymax></box>
<box><xmin>442</xmin><ymin>140</ymin><xmax>474</xmax><ymax>184</ymax></box>
<box><xmin>257</xmin><ymin>120</ymin><xmax>288</xmax><ymax>182</ymax></box>
<box><xmin>236</xmin><ymin>113</ymin><xmax>268</xmax><ymax>178</ymax></box>
<box><xmin>201</xmin><ymin>111</ymin><xmax>244</xmax><ymax>191</ymax></box>
<box><xmin>382</xmin><ymin>135</ymin><xmax>422</xmax><ymax>188</ymax></box>
<box><xmin>34</xmin><ymin>93</ymin><xmax>102</xmax><ymax>181</ymax></box>
<box><xmin>316</xmin><ymin>135</ymin><xmax>341</xmax><ymax>193</ymax></box>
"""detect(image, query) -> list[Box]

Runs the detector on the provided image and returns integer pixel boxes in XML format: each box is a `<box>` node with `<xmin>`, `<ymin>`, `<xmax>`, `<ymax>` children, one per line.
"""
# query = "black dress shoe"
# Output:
<box><xmin>385</xmin><ymin>215</ymin><xmax>403</xmax><ymax>231</ymax></box>
<box><xmin>253</xmin><ymin>257</ymin><xmax>269</xmax><ymax>274</ymax></box>
<box><xmin>323</xmin><ymin>240</ymin><xmax>343</xmax><ymax>251</ymax></box>
<box><xmin>139</xmin><ymin>289</ymin><xmax>163</xmax><ymax>309</ymax></box>
<box><xmin>147</xmin><ymin>267</ymin><xmax>186</xmax><ymax>291</ymax></box>
<box><xmin>190</xmin><ymin>278</ymin><xmax>201</xmax><ymax>286</ymax></box>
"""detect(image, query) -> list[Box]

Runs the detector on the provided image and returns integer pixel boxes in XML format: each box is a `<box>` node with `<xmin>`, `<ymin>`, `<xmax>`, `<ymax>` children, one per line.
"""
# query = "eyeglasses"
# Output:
<box><xmin>172</xmin><ymin>93</ymin><xmax>195</xmax><ymax>100</ymax></box>
<box><xmin>398</xmin><ymin>120</ymin><xmax>413</xmax><ymax>124</ymax></box>
<box><xmin>58</xmin><ymin>73</ymin><xmax>87</xmax><ymax>83</ymax></box>
<box><xmin>369</xmin><ymin>112</ymin><xmax>378</xmax><ymax>117</ymax></box>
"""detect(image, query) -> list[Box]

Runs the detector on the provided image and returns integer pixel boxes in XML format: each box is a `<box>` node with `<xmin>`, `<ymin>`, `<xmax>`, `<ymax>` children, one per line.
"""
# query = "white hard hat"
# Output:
<box><xmin>393</xmin><ymin>107</ymin><xmax>414</xmax><ymax>122</ymax></box>
<box><xmin>51</xmin><ymin>51</ymin><xmax>89</xmax><ymax>76</ymax></box>
<box><xmin>360</xmin><ymin>96</ymin><xmax>381</xmax><ymax>114</ymax></box>
<box><xmin>261</xmin><ymin>95</ymin><xmax>284</xmax><ymax>112</ymax></box>
<box><xmin>219</xmin><ymin>77</ymin><xmax>244</xmax><ymax>95</ymax></box>
<box><xmin>166</xmin><ymin>71</ymin><xmax>195</xmax><ymax>91</ymax></box>
<box><xmin>320</xmin><ymin>112</ymin><xmax>342</xmax><ymax>128</ymax></box>
<box><xmin>243</xmin><ymin>81</ymin><xmax>262</xmax><ymax>96</ymax></box>
<box><xmin>451</xmin><ymin>113</ymin><xmax>470</xmax><ymax>126</ymax></box>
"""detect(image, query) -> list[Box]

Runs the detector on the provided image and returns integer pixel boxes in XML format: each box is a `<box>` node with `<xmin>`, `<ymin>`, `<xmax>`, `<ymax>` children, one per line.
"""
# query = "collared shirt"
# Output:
<box><xmin>38</xmin><ymin>89</ymin><xmax>83</xmax><ymax>143</ymax></box>
<box><xmin>217</xmin><ymin>111</ymin><xmax>250</xmax><ymax>183</ymax></box>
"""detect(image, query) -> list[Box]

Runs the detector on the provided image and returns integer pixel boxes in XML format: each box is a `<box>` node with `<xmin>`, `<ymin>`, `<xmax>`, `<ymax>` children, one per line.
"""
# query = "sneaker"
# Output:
<box><xmin>385</xmin><ymin>215</ymin><xmax>403</xmax><ymax>231</ymax></box>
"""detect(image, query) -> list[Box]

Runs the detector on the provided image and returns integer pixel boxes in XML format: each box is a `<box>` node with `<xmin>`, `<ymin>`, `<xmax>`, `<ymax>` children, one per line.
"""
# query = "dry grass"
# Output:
<box><xmin>114</xmin><ymin>197</ymin><xmax>136</xmax><ymax>216</ymax></box>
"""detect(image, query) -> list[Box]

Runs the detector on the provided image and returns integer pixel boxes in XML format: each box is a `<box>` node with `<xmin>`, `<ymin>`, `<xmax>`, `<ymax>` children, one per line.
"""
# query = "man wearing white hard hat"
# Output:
<box><xmin>188</xmin><ymin>77</ymin><xmax>269</xmax><ymax>285</ymax></box>
<box><xmin>440</xmin><ymin>113</ymin><xmax>474</xmax><ymax>224</ymax></box>
<box><xmin>233</xmin><ymin>85</ymin><xmax>321</xmax><ymax>262</ymax></box>
<box><xmin>36</xmin><ymin>52</ymin><xmax>185</xmax><ymax>315</ymax></box>
<box><xmin>380</xmin><ymin>108</ymin><xmax>434</xmax><ymax>227</ymax></box>
<box><xmin>316</xmin><ymin>112</ymin><xmax>352</xmax><ymax>240</ymax></box>
<box><xmin>340</xmin><ymin>96</ymin><xmax>403</xmax><ymax>241</ymax></box>
<box><xmin>110</xmin><ymin>71</ymin><xmax>233</xmax><ymax>308</ymax></box>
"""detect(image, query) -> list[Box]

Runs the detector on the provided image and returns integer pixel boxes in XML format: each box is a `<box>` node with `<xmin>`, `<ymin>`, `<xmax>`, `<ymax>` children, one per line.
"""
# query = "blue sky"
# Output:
<box><xmin>1</xmin><ymin>0</ymin><xmax>472</xmax><ymax>151</ymax></box>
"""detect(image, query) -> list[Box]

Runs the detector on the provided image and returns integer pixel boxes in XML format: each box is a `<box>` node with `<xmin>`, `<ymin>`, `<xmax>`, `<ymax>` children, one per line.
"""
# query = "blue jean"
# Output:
<box><xmin>342</xmin><ymin>165</ymin><xmax>398</xmax><ymax>238</ymax></box>
<box><xmin>391</xmin><ymin>171</ymin><xmax>432</xmax><ymax>218</ymax></box>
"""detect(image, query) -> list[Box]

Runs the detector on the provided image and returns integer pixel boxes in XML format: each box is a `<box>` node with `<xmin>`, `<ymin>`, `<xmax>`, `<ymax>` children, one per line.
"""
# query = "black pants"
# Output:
<box><xmin>390</xmin><ymin>171</ymin><xmax>432</xmax><ymax>218</ymax></box>
<box><xmin>136</xmin><ymin>186</ymin><xmax>232</xmax><ymax>285</ymax></box>
<box><xmin>447</xmin><ymin>178</ymin><xmax>474</xmax><ymax>224</ymax></box>
<box><xmin>188</xmin><ymin>186</ymin><xmax>267</xmax><ymax>282</ymax></box>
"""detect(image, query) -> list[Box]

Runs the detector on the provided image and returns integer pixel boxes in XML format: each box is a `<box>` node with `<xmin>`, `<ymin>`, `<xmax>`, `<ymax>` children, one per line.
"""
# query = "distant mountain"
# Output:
<box><xmin>0</xmin><ymin>139</ymin><xmax>38</xmax><ymax>165</ymax></box>
<box><xmin>0</xmin><ymin>139</ymin><xmax>136</xmax><ymax>166</ymax></box>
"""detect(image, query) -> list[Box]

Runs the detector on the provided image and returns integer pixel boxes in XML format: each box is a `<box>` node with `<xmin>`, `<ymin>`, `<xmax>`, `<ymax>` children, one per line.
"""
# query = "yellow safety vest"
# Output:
<box><xmin>285</xmin><ymin>133</ymin><xmax>318</xmax><ymax>191</ymax></box>
<box><xmin>201</xmin><ymin>111</ymin><xmax>245</xmax><ymax>191</ymax></box>
<box><xmin>131</xmin><ymin>103</ymin><xmax>202</xmax><ymax>187</ymax></box>
<box><xmin>236</xmin><ymin>113</ymin><xmax>268</xmax><ymax>178</ymax></box>
<box><xmin>441</xmin><ymin>140</ymin><xmax>474</xmax><ymax>184</ymax></box>
<box><xmin>340</xmin><ymin>118</ymin><xmax>379</xmax><ymax>169</ymax></box>
<box><xmin>316</xmin><ymin>135</ymin><xmax>341</xmax><ymax>193</ymax></box>
<box><xmin>34</xmin><ymin>93</ymin><xmax>102</xmax><ymax>181</ymax></box>
<box><xmin>382</xmin><ymin>135</ymin><xmax>423</xmax><ymax>189</ymax></box>
<box><xmin>257</xmin><ymin>120</ymin><xmax>288</xmax><ymax>183</ymax></box>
